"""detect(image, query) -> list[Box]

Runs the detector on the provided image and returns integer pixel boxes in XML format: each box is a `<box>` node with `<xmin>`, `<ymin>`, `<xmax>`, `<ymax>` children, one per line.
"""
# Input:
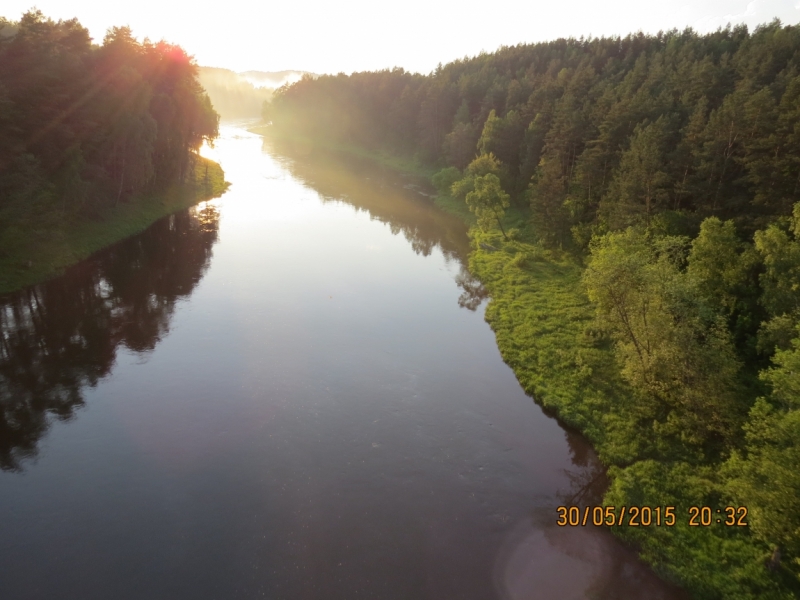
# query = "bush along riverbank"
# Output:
<box><xmin>0</xmin><ymin>157</ymin><xmax>228</xmax><ymax>294</ymax></box>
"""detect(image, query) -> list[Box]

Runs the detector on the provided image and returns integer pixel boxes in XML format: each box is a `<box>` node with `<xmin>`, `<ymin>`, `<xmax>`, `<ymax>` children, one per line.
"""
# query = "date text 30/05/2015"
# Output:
<box><xmin>556</xmin><ymin>506</ymin><xmax>749</xmax><ymax>527</ymax></box>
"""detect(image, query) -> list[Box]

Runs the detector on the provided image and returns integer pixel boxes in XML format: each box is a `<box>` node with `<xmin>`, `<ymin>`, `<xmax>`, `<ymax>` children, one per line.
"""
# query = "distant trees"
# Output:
<box><xmin>198</xmin><ymin>67</ymin><xmax>273</xmax><ymax>120</ymax></box>
<box><xmin>0</xmin><ymin>11</ymin><xmax>219</xmax><ymax>218</ymax></box>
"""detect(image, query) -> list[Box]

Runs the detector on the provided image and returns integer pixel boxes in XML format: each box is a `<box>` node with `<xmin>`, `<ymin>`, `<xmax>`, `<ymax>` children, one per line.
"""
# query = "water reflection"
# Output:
<box><xmin>455</xmin><ymin>268</ymin><xmax>490</xmax><ymax>311</ymax></box>
<box><xmin>559</xmin><ymin>428</ymin><xmax>609</xmax><ymax>507</ymax></box>
<box><xmin>0</xmin><ymin>204</ymin><xmax>219</xmax><ymax>471</ymax></box>
<box><xmin>263</xmin><ymin>137</ymin><xmax>471</xmax><ymax>262</ymax></box>
<box><xmin>262</xmin><ymin>137</ymin><xmax>490</xmax><ymax>312</ymax></box>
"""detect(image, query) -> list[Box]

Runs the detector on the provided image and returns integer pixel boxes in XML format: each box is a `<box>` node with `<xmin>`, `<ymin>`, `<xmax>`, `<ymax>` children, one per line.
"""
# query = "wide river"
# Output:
<box><xmin>0</xmin><ymin>125</ymin><xmax>687</xmax><ymax>599</ymax></box>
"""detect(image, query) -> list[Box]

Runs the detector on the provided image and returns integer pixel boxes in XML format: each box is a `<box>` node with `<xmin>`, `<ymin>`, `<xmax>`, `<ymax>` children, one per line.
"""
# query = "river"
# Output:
<box><xmin>0</xmin><ymin>125</ymin><xmax>687</xmax><ymax>600</ymax></box>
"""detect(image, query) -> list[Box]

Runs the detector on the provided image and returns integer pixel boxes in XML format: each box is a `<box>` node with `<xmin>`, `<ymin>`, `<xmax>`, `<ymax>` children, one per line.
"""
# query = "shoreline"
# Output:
<box><xmin>236</xmin><ymin>125</ymin><xmax>789</xmax><ymax>599</ymax></box>
<box><xmin>250</xmin><ymin>124</ymin><xmax>752</xmax><ymax>599</ymax></box>
<box><xmin>0</xmin><ymin>156</ymin><xmax>229</xmax><ymax>296</ymax></box>
<box><xmin>251</xmin><ymin>124</ymin><xmax>626</xmax><ymax>456</ymax></box>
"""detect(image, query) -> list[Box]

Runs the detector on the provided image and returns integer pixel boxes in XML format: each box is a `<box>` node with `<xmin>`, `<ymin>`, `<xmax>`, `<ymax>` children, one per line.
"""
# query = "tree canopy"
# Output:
<box><xmin>0</xmin><ymin>11</ymin><xmax>219</xmax><ymax>220</ymax></box>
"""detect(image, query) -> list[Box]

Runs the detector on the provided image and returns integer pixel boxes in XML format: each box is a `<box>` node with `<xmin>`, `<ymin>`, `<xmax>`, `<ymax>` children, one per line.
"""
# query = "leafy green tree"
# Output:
<box><xmin>600</xmin><ymin>118</ymin><xmax>671</xmax><ymax>230</ymax></box>
<box><xmin>529</xmin><ymin>156</ymin><xmax>572</xmax><ymax>246</ymax></box>
<box><xmin>754</xmin><ymin>202</ymin><xmax>800</xmax><ymax>352</ymax></box>
<box><xmin>584</xmin><ymin>229</ymin><xmax>742</xmax><ymax>455</ymax></box>
<box><xmin>477</xmin><ymin>109</ymin><xmax>524</xmax><ymax>170</ymax></box>
<box><xmin>518</xmin><ymin>112</ymin><xmax>551</xmax><ymax>185</ymax></box>
<box><xmin>465</xmin><ymin>173</ymin><xmax>510</xmax><ymax>239</ymax></box>
<box><xmin>727</xmin><ymin>326</ymin><xmax>800</xmax><ymax>581</ymax></box>
<box><xmin>687</xmin><ymin>217</ymin><xmax>757</xmax><ymax>315</ymax></box>
<box><xmin>450</xmin><ymin>153</ymin><xmax>504</xmax><ymax>200</ymax></box>
<box><xmin>688</xmin><ymin>216</ymin><xmax>763</xmax><ymax>355</ymax></box>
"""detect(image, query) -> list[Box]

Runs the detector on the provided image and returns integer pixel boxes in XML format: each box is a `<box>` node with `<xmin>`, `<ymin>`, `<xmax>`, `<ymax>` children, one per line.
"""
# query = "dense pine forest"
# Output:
<box><xmin>0</xmin><ymin>11</ymin><xmax>222</xmax><ymax>291</ymax></box>
<box><xmin>265</xmin><ymin>22</ymin><xmax>800</xmax><ymax>599</ymax></box>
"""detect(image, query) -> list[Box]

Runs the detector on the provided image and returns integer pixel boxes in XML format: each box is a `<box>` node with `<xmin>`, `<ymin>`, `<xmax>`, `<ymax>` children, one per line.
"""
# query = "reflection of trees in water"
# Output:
<box><xmin>455</xmin><ymin>267</ymin><xmax>488</xmax><ymax>311</ymax></box>
<box><xmin>558</xmin><ymin>428</ymin><xmax>608</xmax><ymax>508</ymax></box>
<box><xmin>263</xmin><ymin>138</ymin><xmax>472</xmax><ymax>264</ymax></box>
<box><xmin>523</xmin><ymin>428</ymin><xmax>687</xmax><ymax>600</ymax></box>
<box><xmin>0</xmin><ymin>205</ymin><xmax>220</xmax><ymax>471</ymax></box>
<box><xmin>264</xmin><ymin>138</ymin><xmax>491</xmax><ymax>310</ymax></box>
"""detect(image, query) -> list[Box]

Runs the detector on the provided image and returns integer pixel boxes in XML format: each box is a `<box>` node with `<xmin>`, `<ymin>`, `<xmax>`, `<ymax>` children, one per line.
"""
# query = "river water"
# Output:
<box><xmin>0</xmin><ymin>125</ymin><xmax>687</xmax><ymax>599</ymax></box>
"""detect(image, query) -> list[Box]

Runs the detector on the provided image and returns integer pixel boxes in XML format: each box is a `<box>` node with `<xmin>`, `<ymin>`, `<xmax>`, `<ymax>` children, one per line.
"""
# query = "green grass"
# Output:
<box><xmin>432</xmin><ymin>192</ymin><xmax>476</xmax><ymax>223</ymax></box>
<box><xmin>0</xmin><ymin>157</ymin><xmax>228</xmax><ymax>294</ymax></box>
<box><xmin>466</xmin><ymin>229</ymin><xmax>644</xmax><ymax>462</ymax></box>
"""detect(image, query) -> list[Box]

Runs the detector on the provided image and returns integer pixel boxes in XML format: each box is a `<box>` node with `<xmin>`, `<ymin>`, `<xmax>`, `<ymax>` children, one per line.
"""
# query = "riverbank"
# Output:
<box><xmin>251</xmin><ymin>127</ymin><xmax>638</xmax><ymax>456</ymax></box>
<box><xmin>251</xmin><ymin>126</ymin><xmax>795</xmax><ymax>599</ymax></box>
<box><xmin>0</xmin><ymin>157</ymin><xmax>228</xmax><ymax>295</ymax></box>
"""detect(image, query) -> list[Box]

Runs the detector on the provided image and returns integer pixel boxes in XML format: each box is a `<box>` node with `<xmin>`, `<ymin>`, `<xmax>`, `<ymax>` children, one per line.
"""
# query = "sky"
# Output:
<box><xmin>4</xmin><ymin>0</ymin><xmax>799</xmax><ymax>75</ymax></box>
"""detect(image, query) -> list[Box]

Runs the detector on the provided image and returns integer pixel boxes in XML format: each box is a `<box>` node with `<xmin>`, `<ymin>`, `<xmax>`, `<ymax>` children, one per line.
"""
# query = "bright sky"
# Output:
<box><xmin>4</xmin><ymin>0</ymin><xmax>799</xmax><ymax>74</ymax></box>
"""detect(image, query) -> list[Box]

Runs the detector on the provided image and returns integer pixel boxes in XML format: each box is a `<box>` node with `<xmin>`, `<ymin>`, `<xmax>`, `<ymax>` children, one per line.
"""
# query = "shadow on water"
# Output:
<box><xmin>0</xmin><ymin>204</ymin><xmax>220</xmax><ymax>471</ymax></box>
<box><xmin>262</xmin><ymin>136</ymin><xmax>489</xmax><ymax>311</ymax></box>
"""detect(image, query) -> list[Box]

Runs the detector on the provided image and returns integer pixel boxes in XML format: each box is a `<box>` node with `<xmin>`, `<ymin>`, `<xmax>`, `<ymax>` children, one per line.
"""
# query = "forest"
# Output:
<box><xmin>265</xmin><ymin>22</ymin><xmax>800</xmax><ymax>599</ymax></box>
<box><xmin>0</xmin><ymin>10</ymin><xmax>222</xmax><ymax>291</ymax></box>
<box><xmin>197</xmin><ymin>66</ymin><xmax>274</xmax><ymax>119</ymax></box>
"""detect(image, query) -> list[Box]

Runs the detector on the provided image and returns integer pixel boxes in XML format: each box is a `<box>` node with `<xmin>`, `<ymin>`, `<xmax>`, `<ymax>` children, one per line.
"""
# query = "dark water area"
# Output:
<box><xmin>0</xmin><ymin>126</ymin><xmax>688</xmax><ymax>599</ymax></box>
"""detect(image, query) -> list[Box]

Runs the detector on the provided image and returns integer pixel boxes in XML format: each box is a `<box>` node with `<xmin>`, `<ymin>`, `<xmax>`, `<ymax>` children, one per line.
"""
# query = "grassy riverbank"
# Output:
<box><xmin>0</xmin><ymin>157</ymin><xmax>228</xmax><ymax>295</ymax></box>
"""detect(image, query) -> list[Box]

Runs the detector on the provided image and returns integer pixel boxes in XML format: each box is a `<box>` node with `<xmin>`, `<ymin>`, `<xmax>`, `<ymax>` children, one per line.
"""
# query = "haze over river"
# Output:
<box><xmin>0</xmin><ymin>125</ymin><xmax>687</xmax><ymax>599</ymax></box>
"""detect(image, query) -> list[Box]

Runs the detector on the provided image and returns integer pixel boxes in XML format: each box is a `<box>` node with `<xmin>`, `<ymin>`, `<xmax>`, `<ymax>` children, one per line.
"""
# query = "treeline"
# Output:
<box><xmin>268</xmin><ymin>21</ymin><xmax>800</xmax><ymax>237</ymax></box>
<box><xmin>0</xmin><ymin>10</ymin><xmax>219</xmax><ymax>219</ymax></box>
<box><xmin>266</xmin><ymin>22</ymin><xmax>800</xmax><ymax>597</ymax></box>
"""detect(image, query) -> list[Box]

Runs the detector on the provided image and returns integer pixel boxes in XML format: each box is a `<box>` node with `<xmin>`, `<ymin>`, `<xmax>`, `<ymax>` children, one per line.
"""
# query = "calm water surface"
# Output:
<box><xmin>0</xmin><ymin>125</ymin><xmax>687</xmax><ymax>599</ymax></box>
